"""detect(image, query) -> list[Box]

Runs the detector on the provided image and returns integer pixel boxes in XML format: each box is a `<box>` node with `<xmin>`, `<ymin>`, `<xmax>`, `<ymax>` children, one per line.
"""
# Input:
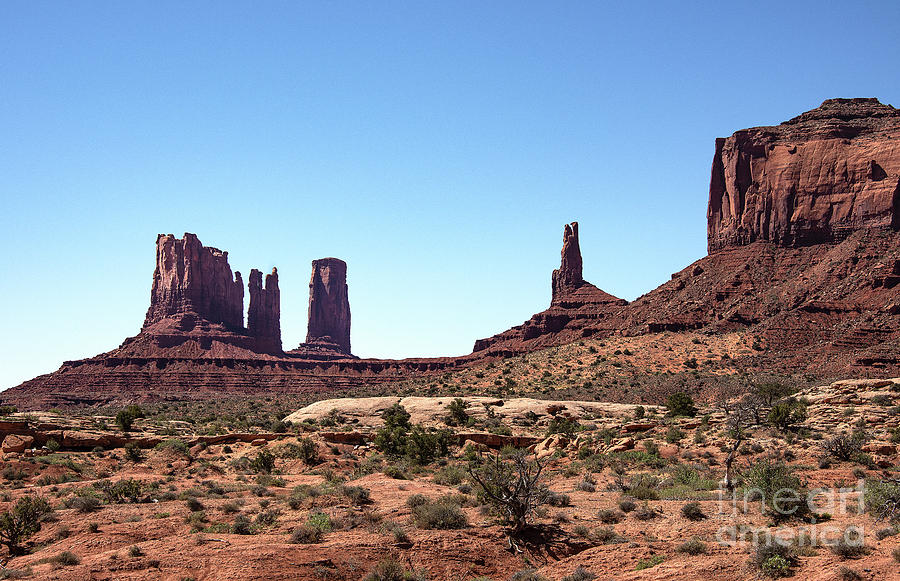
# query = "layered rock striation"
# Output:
<box><xmin>708</xmin><ymin>98</ymin><xmax>900</xmax><ymax>252</ymax></box>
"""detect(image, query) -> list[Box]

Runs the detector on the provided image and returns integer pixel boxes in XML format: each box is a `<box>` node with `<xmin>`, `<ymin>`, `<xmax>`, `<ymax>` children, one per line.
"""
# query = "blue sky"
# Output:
<box><xmin>2</xmin><ymin>1</ymin><xmax>898</xmax><ymax>390</ymax></box>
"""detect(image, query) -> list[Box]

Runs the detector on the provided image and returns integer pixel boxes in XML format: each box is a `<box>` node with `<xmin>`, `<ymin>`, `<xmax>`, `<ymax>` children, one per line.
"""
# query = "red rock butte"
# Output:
<box><xmin>5</xmin><ymin>97</ymin><xmax>900</xmax><ymax>408</ymax></box>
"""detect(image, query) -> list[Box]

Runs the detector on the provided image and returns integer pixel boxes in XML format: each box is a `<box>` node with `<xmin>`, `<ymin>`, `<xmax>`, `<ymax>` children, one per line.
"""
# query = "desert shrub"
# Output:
<box><xmin>468</xmin><ymin>451</ymin><xmax>549</xmax><ymax>532</ymax></box>
<box><xmin>618</xmin><ymin>498</ymin><xmax>636</xmax><ymax>513</ymax></box>
<box><xmin>681</xmin><ymin>502</ymin><xmax>705</xmax><ymax>521</ymax></box>
<box><xmin>768</xmin><ymin>399</ymin><xmax>808</xmax><ymax>431</ymax></box>
<box><xmin>575</xmin><ymin>480</ymin><xmax>596</xmax><ymax>493</ymax></box>
<box><xmin>445</xmin><ymin>398</ymin><xmax>470</xmax><ymax>427</ymax></box>
<box><xmin>404</xmin><ymin>426</ymin><xmax>453</xmax><ymax>465</ymax></box>
<box><xmin>546</xmin><ymin>492</ymin><xmax>571</xmax><ymax>507</ymax></box>
<box><xmin>865</xmin><ymin>478</ymin><xmax>900</xmax><ymax>523</ymax></box>
<box><xmin>875</xmin><ymin>526</ymin><xmax>897</xmax><ymax>540</ymax></box>
<box><xmin>893</xmin><ymin>546</ymin><xmax>900</xmax><ymax>563</ymax></box>
<box><xmin>433</xmin><ymin>465</ymin><xmax>466</xmax><ymax>486</ymax></box>
<box><xmin>676</xmin><ymin>537</ymin><xmax>707</xmax><ymax>555</ymax></box>
<box><xmin>340</xmin><ymin>485</ymin><xmax>371</xmax><ymax>505</ymax></box>
<box><xmin>635</xmin><ymin>555</ymin><xmax>664</xmax><ymax>570</ymax></box>
<box><xmin>633</xmin><ymin>503</ymin><xmax>659</xmax><ymax>520</ymax></box>
<box><xmin>127</xmin><ymin>545</ymin><xmax>143</xmax><ymax>557</ymax></box>
<box><xmin>51</xmin><ymin>551</ymin><xmax>80</xmax><ymax>566</ymax></box>
<box><xmin>290</xmin><ymin>524</ymin><xmax>321</xmax><ymax>544</ymax></box>
<box><xmin>821</xmin><ymin>431</ymin><xmax>868</xmax><ymax>462</ymax></box>
<box><xmin>829</xmin><ymin>527</ymin><xmax>870</xmax><ymax>559</ymax></box>
<box><xmin>115</xmin><ymin>405</ymin><xmax>145</xmax><ymax>431</ymax></box>
<box><xmin>253</xmin><ymin>509</ymin><xmax>280</xmax><ymax>527</ymax></box>
<box><xmin>591</xmin><ymin>527</ymin><xmax>621</xmax><ymax>544</ymax></box>
<box><xmin>406</xmin><ymin>494</ymin><xmax>429</xmax><ymax>509</ymax></box>
<box><xmin>373</xmin><ymin>404</ymin><xmax>412</xmax><ymax>457</ymax></box>
<box><xmin>124</xmin><ymin>442</ymin><xmax>143</xmax><ymax>462</ymax></box>
<box><xmin>597</xmin><ymin>509</ymin><xmax>623</xmax><ymax>524</ymax></box>
<box><xmin>221</xmin><ymin>500</ymin><xmax>242</xmax><ymax>514</ymax></box>
<box><xmin>154</xmin><ymin>439</ymin><xmax>190</xmax><ymax>456</ymax></box>
<box><xmin>560</xmin><ymin>567</ymin><xmax>596</xmax><ymax>581</ymax></box>
<box><xmin>741</xmin><ymin>459</ymin><xmax>808</xmax><ymax>522</ymax></box>
<box><xmin>666</xmin><ymin>392</ymin><xmax>696</xmax><ymax>417</ymax></box>
<box><xmin>665</xmin><ymin>427</ymin><xmax>685</xmax><ymax>444</ymax></box>
<box><xmin>0</xmin><ymin>496</ymin><xmax>53</xmax><ymax>555</ymax></box>
<box><xmin>363</xmin><ymin>559</ymin><xmax>425</xmax><ymax>581</ymax></box>
<box><xmin>837</xmin><ymin>567</ymin><xmax>862</xmax><ymax>581</ymax></box>
<box><xmin>96</xmin><ymin>479</ymin><xmax>144</xmax><ymax>504</ymax></box>
<box><xmin>546</xmin><ymin>415</ymin><xmax>581</xmax><ymax>437</ymax></box>
<box><xmin>752</xmin><ymin>382</ymin><xmax>796</xmax><ymax>405</ymax></box>
<box><xmin>231</xmin><ymin>514</ymin><xmax>254</xmax><ymax>535</ymax></box>
<box><xmin>186</xmin><ymin>497</ymin><xmax>204</xmax><ymax>512</ymax></box>
<box><xmin>249</xmin><ymin>449</ymin><xmax>276</xmax><ymax>474</ymax></box>
<box><xmin>412</xmin><ymin>499</ymin><xmax>467</xmax><ymax>530</ymax></box>
<box><xmin>66</xmin><ymin>495</ymin><xmax>101</xmax><ymax>513</ymax></box>
<box><xmin>751</xmin><ymin>543</ymin><xmax>796</xmax><ymax>578</ymax></box>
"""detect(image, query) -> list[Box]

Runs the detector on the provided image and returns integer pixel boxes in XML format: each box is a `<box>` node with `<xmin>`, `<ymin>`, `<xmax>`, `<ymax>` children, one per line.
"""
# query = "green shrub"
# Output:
<box><xmin>249</xmin><ymin>449</ymin><xmax>276</xmax><ymax>474</ymax></box>
<box><xmin>289</xmin><ymin>524</ymin><xmax>321</xmax><ymax>544</ymax></box>
<box><xmin>0</xmin><ymin>496</ymin><xmax>54</xmax><ymax>555</ymax></box>
<box><xmin>96</xmin><ymin>479</ymin><xmax>144</xmax><ymax>504</ymax></box>
<box><xmin>665</xmin><ymin>393</ymin><xmax>696</xmax><ymax>417</ymax></box>
<box><xmin>665</xmin><ymin>427</ymin><xmax>685</xmax><ymax>444</ymax></box>
<box><xmin>865</xmin><ymin>479</ymin><xmax>900</xmax><ymax>523</ymax></box>
<box><xmin>681</xmin><ymin>502</ymin><xmax>705</xmax><ymax>521</ymax></box>
<box><xmin>676</xmin><ymin>538</ymin><xmax>707</xmax><ymax>555</ymax></box>
<box><xmin>829</xmin><ymin>527</ymin><xmax>870</xmax><ymax>559</ymax></box>
<box><xmin>340</xmin><ymin>485</ymin><xmax>371</xmax><ymax>505</ymax></box>
<box><xmin>597</xmin><ymin>509</ymin><xmax>622</xmax><ymax>524</ymax></box>
<box><xmin>445</xmin><ymin>398</ymin><xmax>470</xmax><ymax>426</ymax></box>
<box><xmin>751</xmin><ymin>543</ymin><xmax>795</xmax><ymax>578</ymax></box>
<box><xmin>768</xmin><ymin>399</ymin><xmax>808</xmax><ymax>431</ymax></box>
<box><xmin>741</xmin><ymin>459</ymin><xmax>808</xmax><ymax>522</ymax></box>
<box><xmin>124</xmin><ymin>443</ymin><xmax>143</xmax><ymax>462</ymax></box>
<box><xmin>115</xmin><ymin>405</ymin><xmax>145</xmax><ymax>431</ymax></box>
<box><xmin>635</xmin><ymin>555</ymin><xmax>664</xmax><ymax>570</ymax></box>
<box><xmin>154</xmin><ymin>439</ymin><xmax>190</xmax><ymax>456</ymax></box>
<box><xmin>51</xmin><ymin>551</ymin><xmax>80</xmax><ymax>566</ymax></box>
<box><xmin>412</xmin><ymin>499</ymin><xmax>468</xmax><ymax>530</ymax></box>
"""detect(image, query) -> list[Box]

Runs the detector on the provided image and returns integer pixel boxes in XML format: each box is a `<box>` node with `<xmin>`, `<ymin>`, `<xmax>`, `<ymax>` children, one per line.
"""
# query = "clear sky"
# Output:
<box><xmin>1</xmin><ymin>1</ymin><xmax>898</xmax><ymax>390</ymax></box>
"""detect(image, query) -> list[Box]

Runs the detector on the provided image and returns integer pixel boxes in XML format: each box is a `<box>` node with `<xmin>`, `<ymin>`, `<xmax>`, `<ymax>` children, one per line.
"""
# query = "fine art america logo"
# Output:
<box><xmin>715</xmin><ymin>479</ymin><xmax>866</xmax><ymax>548</ymax></box>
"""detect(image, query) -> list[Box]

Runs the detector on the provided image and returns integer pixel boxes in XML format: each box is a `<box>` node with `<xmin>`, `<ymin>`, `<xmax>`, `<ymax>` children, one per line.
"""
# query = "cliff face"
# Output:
<box><xmin>707</xmin><ymin>98</ymin><xmax>900</xmax><ymax>253</ymax></box>
<box><xmin>306</xmin><ymin>258</ymin><xmax>352</xmax><ymax>355</ymax></box>
<box><xmin>248</xmin><ymin>268</ymin><xmax>281</xmax><ymax>354</ymax></box>
<box><xmin>143</xmin><ymin>233</ymin><xmax>245</xmax><ymax>330</ymax></box>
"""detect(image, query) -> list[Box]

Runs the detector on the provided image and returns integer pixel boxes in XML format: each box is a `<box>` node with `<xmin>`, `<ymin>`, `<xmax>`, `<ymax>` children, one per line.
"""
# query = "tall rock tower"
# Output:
<box><xmin>248</xmin><ymin>268</ymin><xmax>281</xmax><ymax>353</ymax></box>
<box><xmin>143</xmin><ymin>233</ymin><xmax>244</xmax><ymax>330</ymax></box>
<box><xmin>306</xmin><ymin>258</ymin><xmax>351</xmax><ymax>354</ymax></box>
<box><xmin>551</xmin><ymin>222</ymin><xmax>585</xmax><ymax>303</ymax></box>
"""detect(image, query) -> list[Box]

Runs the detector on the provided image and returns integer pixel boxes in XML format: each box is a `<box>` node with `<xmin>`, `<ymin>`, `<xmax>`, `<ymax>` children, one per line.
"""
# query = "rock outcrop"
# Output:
<box><xmin>248</xmin><ymin>268</ymin><xmax>281</xmax><ymax>354</ymax></box>
<box><xmin>473</xmin><ymin>222</ymin><xmax>626</xmax><ymax>353</ymax></box>
<box><xmin>8</xmin><ymin>98</ymin><xmax>900</xmax><ymax>409</ymax></box>
<box><xmin>708</xmin><ymin>98</ymin><xmax>900</xmax><ymax>253</ymax></box>
<box><xmin>144</xmin><ymin>233</ymin><xmax>245</xmax><ymax>330</ymax></box>
<box><xmin>305</xmin><ymin>258</ymin><xmax>352</xmax><ymax>355</ymax></box>
<box><xmin>551</xmin><ymin>222</ymin><xmax>584</xmax><ymax>302</ymax></box>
